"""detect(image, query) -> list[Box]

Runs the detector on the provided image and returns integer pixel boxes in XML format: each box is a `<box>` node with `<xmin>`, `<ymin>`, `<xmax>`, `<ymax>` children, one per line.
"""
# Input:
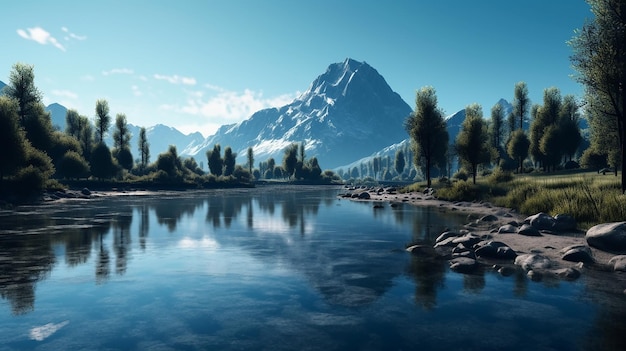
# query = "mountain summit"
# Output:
<box><xmin>184</xmin><ymin>58</ymin><xmax>413</xmax><ymax>168</ymax></box>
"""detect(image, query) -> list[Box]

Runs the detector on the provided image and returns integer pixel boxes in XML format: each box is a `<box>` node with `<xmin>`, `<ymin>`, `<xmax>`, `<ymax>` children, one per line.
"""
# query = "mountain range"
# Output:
<box><xmin>2</xmin><ymin>60</ymin><xmax>548</xmax><ymax>172</ymax></box>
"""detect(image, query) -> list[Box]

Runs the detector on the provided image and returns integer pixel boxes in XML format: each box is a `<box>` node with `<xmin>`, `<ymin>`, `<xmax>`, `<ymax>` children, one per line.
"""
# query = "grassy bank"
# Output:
<box><xmin>403</xmin><ymin>170</ymin><xmax>625</xmax><ymax>229</ymax></box>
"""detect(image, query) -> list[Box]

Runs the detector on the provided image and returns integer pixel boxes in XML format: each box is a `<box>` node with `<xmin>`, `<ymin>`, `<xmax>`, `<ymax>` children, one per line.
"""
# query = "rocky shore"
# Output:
<box><xmin>340</xmin><ymin>185</ymin><xmax>626</xmax><ymax>294</ymax></box>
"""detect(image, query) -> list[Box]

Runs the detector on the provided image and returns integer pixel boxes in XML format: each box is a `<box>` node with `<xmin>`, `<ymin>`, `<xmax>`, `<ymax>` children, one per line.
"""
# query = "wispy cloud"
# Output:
<box><xmin>102</xmin><ymin>68</ymin><xmax>134</xmax><ymax>76</ymax></box>
<box><xmin>132</xmin><ymin>85</ymin><xmax>142</xmax><ymax>97</ymax></box>
<box><xmin>51</xmin><ymin>89</ymin><xmax>78</xmax><ymax>99</ymax></box>
<box><xmin>17</xmin><ymin>26</ymin><xmax>65</xmax><ymax>51</ymax></box>
<box><xmin>61</xmin><ymin>26</ymin><xmax>87</xmax><ymax>41</ymax></box>
<box><xmin>159</xmin><ymin>86</ymin><xmax>297</xmax><ymax>136</ymax></box>
<box><xmin>154</xmin><ymin>74</ymin><xmax>196</xmax><ymax>86</ymax></box>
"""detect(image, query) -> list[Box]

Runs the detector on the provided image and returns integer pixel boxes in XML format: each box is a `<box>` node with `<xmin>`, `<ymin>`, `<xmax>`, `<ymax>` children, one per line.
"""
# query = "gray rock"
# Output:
<box><xmin>433</xmin><ymin>236</ymin><xmax>458</xmax><ymax>248</ymax></box>
<box><xmin>498</xmin><ymin>224</ymin><xmax>518</xmax><ymax>234</ymax></box>
<box><xmin>525</xmin><ymin>212</ymin><xmax>555</xmax><ymax>230</ymax></box>
<box><xmin>560</xmin><ymin>245</ymin><xmax>595</xmax><ymax>263</ymax></box>
<box><xmin>608</xmin><ymin>255</ymin><xmax>626</xmax><ymax>272</ymax></box>
<box><xmin>586</xmin><ymin>222</ymin><xmax>626</xmax><ymax>253</ymax></box>
<box><xmin>517</xmin><ymin>224</ymin><xmax>541</xmax><ymax>237</ymax></box>
<box><xmin>474</xmin><ymin>241</ymin><xmax>517</xmax><ymax>260</ymax></box>
<box><xmin>406</xmin><ymin>245</ymin><xmax>438</xmax><ymax>257</ymax></box>
<box><xmin>358</xmin><ymin>192</ymin><xmax>371</xmax><ymax>199</ymax></box>
<box><xmin>553</xmin><ymin>214</ymin><xmax>577</xmax><ymax>232</ymax></box>
<box><xmin>435</xmin><ymin>231</ymin><xmax>460</xmax><ymax>244</ymax></box>
<box><xmin>527</xmin><ymin>270</ymin><xmax>543</xmax><ymax>281</ymax></box>
<box><xmin>497</xmin><ymin>265</ymin><xmax>516</xmax><ymax>276</ymax></box>
<box><xmin>515</xmin><ymin>253</ymin><xmax>552</xmax><ymax>270</ymax></box>
<box><xmin>553</xmin><ymin>267</ymin><xmax>581</xmax><ymax>280</ymax></box>
<box><xmin>452</xmin><ymin>244</ymin><xmax>476</xmax><ymax>259</ymax></box>
<box><xmin>480</xmin><ymin>214</ymin><xmax>498</xmax><ymax>222</ymax></box>
<box><xmin>452</xmin><ymin>233</ymin><xmax>482</xmax><ymax>247</ymax></box>
<box><xmin>81</xmin><ymin>187</ymin><xmax>91</xmax><ymax>196</ymax></box>
<box><xmin>449</xmin><ymin>257</ymin><xmax>478</xmax><ymax>273</ymax></box>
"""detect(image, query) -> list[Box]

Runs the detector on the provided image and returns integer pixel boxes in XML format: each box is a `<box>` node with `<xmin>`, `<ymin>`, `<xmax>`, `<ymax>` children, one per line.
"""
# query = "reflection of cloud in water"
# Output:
<box><xmin>177</xmin><ymin>236</ymin><xmax>220</xmax><ymax>250</ymax></box>
<box><xmin>253</xmin><ymin>217</ymin><xmax>314</xmax><ymax>236</ymax></box>
<box><xmin>29</xmin><ymin>320</ymin><xmax>69</xmax><ymax>341</ymax></box>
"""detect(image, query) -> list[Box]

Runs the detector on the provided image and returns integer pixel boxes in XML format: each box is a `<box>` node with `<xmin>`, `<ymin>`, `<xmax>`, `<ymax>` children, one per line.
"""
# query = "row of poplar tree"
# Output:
<box><xmin>405</xmin><ymin>82</ymin><xmax>585</xmax><ymax>187</ymax></box>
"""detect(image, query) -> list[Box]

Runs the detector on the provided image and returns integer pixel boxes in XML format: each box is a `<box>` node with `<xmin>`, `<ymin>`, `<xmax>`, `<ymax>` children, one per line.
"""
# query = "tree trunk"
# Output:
<box><xmin>426</xmin><ymin>157</ymin><xmax>431</xmax><ymax>188</ymax></box>
<box><xmin>472</xmin><ymin>164</ymin><xmax>477</xmax><ymax>184</ymax></box>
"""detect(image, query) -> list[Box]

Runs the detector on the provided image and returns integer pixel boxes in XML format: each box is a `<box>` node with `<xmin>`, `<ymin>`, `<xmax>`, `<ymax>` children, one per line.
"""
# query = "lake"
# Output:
<box><xmin>0</xmin><ymin>185</ymin><xmax>624</xmax><ymax>350</ymax></box>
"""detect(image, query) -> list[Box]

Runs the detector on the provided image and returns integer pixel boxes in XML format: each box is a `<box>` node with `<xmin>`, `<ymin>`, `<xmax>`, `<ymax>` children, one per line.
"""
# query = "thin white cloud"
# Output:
<box><xmin>51</xmin><ymin>89</ymin><xmax>78</xmax><ymax>99</ymax></box>
<box><xmin>132</xmin><ymin>85</ymin><xmax>142</xmax><ymax>97</ymax></box>
<box><xmin>102</xmin><ymin>68</ymin><xmax>134</xmax><ymax>76</ymax></box>
<box><xmin>153</xmin><ymin>74</ymin><xmax>196</xmax><ymax>86</ymax></box>
<box><xmin>61</xmin><ymin>26</ymin><xmax>87</xmax><ymax>41</ymax></box>
<box><xmin>81</xmin><ymin>74</ymin><xmax>95</xmax><ymax>82</ymax></box>
<box><xmin>159</xmin><ymin>87</ymin><xmax>298</xmax><ymax>136</ymax></box>
<box><xmin>17</xmin><ymin>27</ymin><xmax>65</xmax><ymax>51</ymax></box>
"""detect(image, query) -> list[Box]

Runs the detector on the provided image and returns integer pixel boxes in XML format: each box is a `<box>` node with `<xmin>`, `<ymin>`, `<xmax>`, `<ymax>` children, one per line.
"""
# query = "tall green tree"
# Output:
<box><xmin>512</xmin><ymin>81</ymin><xmax>530</xmax><ymax>130</ymax></box>
<box><xmin>247</xmin><ymin>147</ymin><xmax>254</xmax><ymax>175</ymax></box>
<box><xmin>90</xmin><ymin>142</ymin><xmax>116</xmax><ymax>180</ymax></box>
<box><xmin>283</xmin><ymin>143</ymin><xmax>298</xmax><ymax>179</ymax></box>
<box><xmin>206</xmin><ymin>144</ymin><xmax>223</xmax><ymax>176</ymax></box>
<box><xmin>394</xmin><ymin>150</ymin><xmax>406</xmax><ymax>178</ymax></box>
<box><xmin>112</xmin><ymin>113</ymin><xmax>133</xmax><ymax>170</ymax></box>
<box><xmin>530</xmin><ymin>88</ymin><xmax>562</xmax><ymax>170</ymax></box>
<box><xmin>456</xmin><ymin>103</ymin><xmax>492</xmax><ymax>184</ymax></box>
<box><xmin>4</xmin><ymin>63</ymin><xmax>42</xmax><ymax>125</ymax></box>
<box><xmin>489</xmin><ymin>102</ymin><xmax>505</xmax><ymax>161</ymax></box>
<box><xmin>405</xmin><ymin>86</ymin><xmax>448</xmax><ymax>188</ymax></box>
<box><xmin>507</xmin><ymin>129</ymin><xmax>530</xmax><ymax>173</ymax></box>
<box><xmin>94</xmin><ymin>99</ymin><xmax>111</xmax><ymax>144</ymax></box>
<box><xmin>138</xmin><ymin>127</ymin><xmax>150</xmax><ymax>169</ymax></box>
<box><xmin>223</xmin><ymin>146</ymin><xmax>236</xmax><ymax>176</ymax></box>
<box><xmin>558</xmin><ymin>95</ymin><xmax>583</xmax><ymax>161</ymax></box>
<box><xmin>569</xmin><ymin>0</ymin><xmax>626</xmax><ymax>192</ymax></box>
<box><xmin>0</xmin><ymin>96</ymin><xmax>27</xmax><ymax>183</ymax></box>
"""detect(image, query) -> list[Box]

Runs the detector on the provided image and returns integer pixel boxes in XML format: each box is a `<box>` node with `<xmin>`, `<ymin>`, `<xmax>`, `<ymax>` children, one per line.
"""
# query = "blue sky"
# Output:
<box><xmin>1</xmin><ymin>0</ymin><xmax>592</xmax><ymax>137</ymax></box>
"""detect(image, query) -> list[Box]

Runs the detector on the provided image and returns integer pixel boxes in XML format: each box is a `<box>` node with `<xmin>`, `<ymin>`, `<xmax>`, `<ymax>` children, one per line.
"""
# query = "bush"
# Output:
<box><xmin>13</xmin><ymin>165</ymin><xmax>47</xmax><ymax>196</ymax></box>
<box><xmin>488</xmin><ymin>168</ymin><xmax>513</xmax><ymax>184</ymax></box>
<box><xmin>453</xmin><ymin>169</ymin><xmax>468</xmax><ymax>181</ymax></box>
<box><xmin>436</xmin><ymin>180</ymin><xmax>482</xmax><ymax>202</ymax></box>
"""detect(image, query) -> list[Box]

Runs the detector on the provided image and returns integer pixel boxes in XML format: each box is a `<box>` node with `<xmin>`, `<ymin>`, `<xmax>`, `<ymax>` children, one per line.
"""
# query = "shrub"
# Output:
<box><xmin>453</xmin><ymin>169</ymin><xmax>468</xmax><ymax>181</ymax></box>
<box><xmin>488</xmin><ymin>168</ymin><xmax>513</xmax><ymax>184</ymax></box>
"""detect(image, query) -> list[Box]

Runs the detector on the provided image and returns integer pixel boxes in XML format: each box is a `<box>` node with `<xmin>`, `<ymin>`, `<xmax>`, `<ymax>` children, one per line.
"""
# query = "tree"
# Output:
<box><xmin>223</xmin><ymin>146</ymin><xmax>236</xmax><ymax>176</ymax></box>
<box><xmin>394</xmin><ymin>150</ymin><xmax>406</xmax><ymax>178</ymax></box>
<box><xmin>405</xmin><ymin>86</ymin><xmax>449</xmax><ymax>188</ymax></box>
<box><xmin>455</xmin><ymin>103</ymin><xmax>492</xmax><ymax>184</ymax></box>
<box><xmin>372</xmin><ymin>157</ymin><xmax>380</xmax><ymax>179</ymax></box>
<box><xmin>4</xmin><ymin>63</ymin><xmax>42</xmax><ymax>125</ymax></box>
<box><xmin>512</xmin><ymin>81</ymin><xmax>530</xmax><ymax>130</ymax></box>
<box><xmin>94</xmin><ymin>99</ymin><xmax>111</xmax><ymax>143</ymax></box>
<box><xmin>0</xmin><ymin>96</ymin><xmax>27</xmax><ymax>183</ymax></box>
<box><xmin>66</xmin><ymin>111</ymin><xmax>94</xmax><ymax>161</ymax></box>
<box><xmin>138</xmin><ymin>127</ymin><xmax>150</xmax><ymax>169</ymax></box>
<box><xmin>569</xmin><ymin>0</ymin><xmax>626</xmax><ymax>192</ymax></box>
<box><xmin>489</xmin><ymin>102</ymin><xmax>505</xmax><ymax>162</ymax></box>
<box><xmin>113</xmin><ymin>113</ymin><xmax>131</xmax><ymax>150</ymax></box>
<box><xmin>90</xmin><ymin>142</ymin><xmax>116</xmax><ymax>180</ymax></box>
<box><xmin>299</xmin><ymin>142</ymin><xmax>306</xmax><ymax>163</ymax></box>
<box><xmin>507</xmin><ymin>129</ymin><xmax>530</xmax><ymax>174</ymax></box>
<box><xmin>247</xmin><ymin>147</ymin><xmax>254</xmax><ymax>175</ymax></box>
<box><xmin>530</xmin><ymin>87</ymin><xmax>563</xmax><ymax>170</ymax></box>
<box><xmin>283</xmin><ymin>143</ymin><xmax>298</xmax><ymax>178</ymax></box>
<box><xmin>559</xmin><ymin>95</ymin><xmax>583</xmax><ymax>161</ymax></box>
<box><xmin>206</xmin><ymin>144</ymin><xmax>223</xmax><ymax>176</ymax></box>
<box><xmin>58</xmin><ymin>151</ymin><xmax>89</xmax><ymax>179</ymax></box>
<box><xmin>65</xmin><ymin>109</ymin><xmax>82</xmax><ymax>137</ymax></box>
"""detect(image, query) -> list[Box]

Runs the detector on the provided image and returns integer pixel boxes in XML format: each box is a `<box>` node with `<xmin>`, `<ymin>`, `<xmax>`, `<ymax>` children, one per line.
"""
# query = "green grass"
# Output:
<box><xmin>402</xmin><ymin>170</ymin><xmax>625</xmax><ymax>229</ymax></box>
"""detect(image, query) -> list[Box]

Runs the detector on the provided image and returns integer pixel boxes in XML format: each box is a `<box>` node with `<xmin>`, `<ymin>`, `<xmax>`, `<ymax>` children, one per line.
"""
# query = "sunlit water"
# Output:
<box><xmin>0</xmin><ymin>185</ymin><xmax>624</xmax><ymax>350</ymax></box>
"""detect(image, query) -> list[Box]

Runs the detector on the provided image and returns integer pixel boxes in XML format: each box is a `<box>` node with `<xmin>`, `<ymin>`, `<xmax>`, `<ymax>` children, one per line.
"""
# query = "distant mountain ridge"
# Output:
<box><xmin>183</xmin><ymin>58</ymin><xmax>414</xmax><ymax>168</ymax></box>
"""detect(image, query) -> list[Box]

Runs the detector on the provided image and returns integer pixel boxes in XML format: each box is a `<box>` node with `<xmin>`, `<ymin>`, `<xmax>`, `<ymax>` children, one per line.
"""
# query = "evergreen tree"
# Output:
<box><xmin>558</xmin><ymin>95</ymin><xmax>583</xmax><ymax>161</ymax></box>
<box><xmin>247</xmin><ymin>147</ymin><xmax>254</xmax><ymax>175</ymax></box>
<box><xmin>5</xmin><ymin>63</ymin><xmax>42</xmax><ymax>125</ymax></box>
<box><xmin>569</xmin><ymin>0</ymin><xmax>626</xmax><ymax>192</ymax></box>
<box><xmin>90</xmin><ymin>142</ymin><xmax>116</xmax><ymax>180</ymax></box>
<box><xmin>113</xmin><ymin>113</ymin><xmax>131</xmax><ymax>150</ymax></box>
<box><xmin>405</xmin><ymin>86</ymin><xmax>448</xmax><ymax>187</ymax></box>
<box><xmin>512</xmin><ymin>81</ymin><xmax>530</xmax><ymax>130</ymax></box>
<box><xmin>283</xmin><ymin>143</ymin><xmax>298</xmax><ymax>178</ymax></box>
<box><xmin>138</xmin><ymin>127</ymin><xmax>150</xmax><ymax>169</ymax></box>
<box><xmin>507</xmin><ymin>129</ymin><xmax>530</xmax><ymax>174</ymax></box>
<box><xmin>394</xmin><ymin>150</ymin><xmax>406</xmax><ymax>178</ymax></box>
<box><xmin>489</xmin><ymin>102</ymin><xmax>505</xmax><ymax>163</ymax></box>
<box><xmin>455</xmin><ymin>104</ymin><xmax>492</xmax><ymax>184</ymax></box>
<box><xmin>0</xmin><ymin>96</ymin><xmax>27</xmax><ymax>183</ymax></box>
<box><xmin>94</xmin><ymin>99</ymin><xmax>111</xmax><ymax>144</ymax></box>
<box><xmin>206</xmin><ymin>144</ymin><xmax>223</xmax><ymax>176</ymax></box>
<box><xmin>223</xmin><ymin>146</ymin><xmax>236</xmax><ymax>176</ymax></box>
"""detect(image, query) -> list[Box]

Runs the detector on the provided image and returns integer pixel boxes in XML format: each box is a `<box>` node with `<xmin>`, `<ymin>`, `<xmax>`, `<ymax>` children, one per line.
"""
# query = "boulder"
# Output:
<box><xmin>434</xmin><ymin>236</ymin><xmax>458</xmax><ymax>248</ymax></box>
<box><xmin>515</xmin><ymin>254</ymin><xmax>552</xmax><ymax>270</ymax></box>
<box><xmin>81</xmin><ymin>187</ymin><xmax>92</xmax><ymax>196</ymax></box>
<box><xmin>452</xmin><ymin>243</ymin><xmax>476</xmax><ymax>259</ymax></box>
<box><xmin>479</xmin><ymin>214</ymin><xmax>498</xmax><ymax>222</ymax></box>
<box><xmin>435</xmin><ymin>231</ymin><xmax>460</xmax><ymax>244</ymax></box>
<box><xmin>449</xmin><ymin>257</ymin><xmax>478</xmax><ymax>273</ymax></box>
<box><xmin>560</xmin><ymin>245</ymin><xmax>594</xmax><ymax>263</ymax></box>
<box><xmin>406</xmin><ymin>245</ymin><xmax>438</xmax><ymax>257</ymax></box>
<box><xmin>525</xmin><ymin>212</ymin><xmax>555</xmax><ymax>230</ymax></box>
<box><xmin>608</xmin><ymin>255</ymin><xmax>626</xmax><ymax>272</ymax></box>
<box><xmin>358</xmin><ymin>192</ymin><xmax>371</xmax><ymax>199</ymax></box>
<box><xmin>586</xmin><ymin>222</ymin><xmax>626</xmax><ymax>253</ymax></box>
<box><xmin>451</xmin><ymin>233</ymin><xmax>482</xmax><ymax>247</ymax></box>
<box><xmin>497</xmin><ymin>224</ymin><xmax>518</xmax><ymax>234</ymax></box>
<box><xmin>474</xmin><ymin>241</ymin><xmax>517</xmax><ymax>260</ymax></box>
<box><xmin>553</xmin><ymin>214</ymin><xmax>577</xmax><ymax>232</ymax></box>
<box><xmin>517</xmin><ymin>224</ymin><xmax>541</xmax><ymax>237</ymax></box>
<box><xmin>553</xmin><ymin>267</ymin><xmax>581</xmax><ymax>280</ymax></box>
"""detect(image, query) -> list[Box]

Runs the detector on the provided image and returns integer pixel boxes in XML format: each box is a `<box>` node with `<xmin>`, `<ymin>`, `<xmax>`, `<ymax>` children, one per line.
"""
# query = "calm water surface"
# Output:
<box><xmin>0</xmin><ymin>185</ymin><xmax>624</xmax><ymax>350</ymax></box>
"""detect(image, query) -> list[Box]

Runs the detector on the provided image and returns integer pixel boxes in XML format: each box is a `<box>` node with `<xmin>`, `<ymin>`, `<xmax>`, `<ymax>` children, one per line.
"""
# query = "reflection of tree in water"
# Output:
<box><xmin>206</xmin><ymin>194</ymin><xmax>245</xmax><ymax>228</ymax></box>
<box><xmin>113</xmin><ymin>212</ymin><xmax>133</xmax><ymax>275</ymax></box>
<box><xmin>0</xmin><ymin>235</ymin><xmax>56</xmax><ymax>315</ymax></box>
<box><xmin>406</xmin><ymin>255</ymin><xmax>446</xmax><ymax>310</ymax></box>
<box><xmin>153</xmin><ymin>197</ymin><xmax>203</xmax><ymax>232</ymax></box>
<box><xmin>463</xmin><ymin>271</ymin><xmax>486</xmax><ymax>294</ymax></box>
<box><xmin>138</xmin><ymin>204</ymin><xmax>149</xmax><ymax>250</ymax></box>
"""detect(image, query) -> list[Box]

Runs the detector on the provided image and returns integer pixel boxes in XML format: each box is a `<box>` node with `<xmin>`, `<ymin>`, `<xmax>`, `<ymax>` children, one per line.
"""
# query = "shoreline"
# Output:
<box><xmin>342</xmin><ymin>187</ymin><xmax>626</xmax><ymax>291</ymax></box>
